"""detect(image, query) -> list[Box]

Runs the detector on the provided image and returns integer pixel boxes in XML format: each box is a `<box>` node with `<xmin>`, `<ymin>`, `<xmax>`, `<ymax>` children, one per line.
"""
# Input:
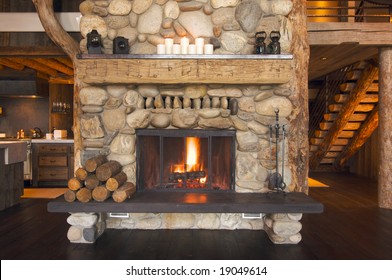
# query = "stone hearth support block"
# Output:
<box><xmin>66</xmin><ymin>212</ymin><xmax>106</xmax><ymax>243</ymax></box>
<box><xmin>263</xmin><ymin>213</ymin><xmax>303</xmax><ymax>244</ymax></box>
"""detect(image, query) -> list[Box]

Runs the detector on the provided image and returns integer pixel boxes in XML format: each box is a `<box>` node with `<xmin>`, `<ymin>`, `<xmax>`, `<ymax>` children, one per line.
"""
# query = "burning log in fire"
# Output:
<box><xmin>168</xmin><ymin>137</ymin><xmax>208</xmax><ymax>188</ymax></box>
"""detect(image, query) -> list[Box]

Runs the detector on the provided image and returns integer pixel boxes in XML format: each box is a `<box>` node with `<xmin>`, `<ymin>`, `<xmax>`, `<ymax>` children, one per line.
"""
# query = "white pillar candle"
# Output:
<box><xmin>188</xmin><ymin>44</ymin><xmax>196</xmax><ymax>55</ymax></box>
<box><xmin>173</xmin><ymin>44</ymin><xmax>181</xmax><ymax>54</ymax></box>
<box><xmin>195</xmin><ymin>38</ymin><xmax>204</xmax><ymax>55</ymax></box>
<box><xmin>164</xmin><ymin>38</ymin><xmax>174</xmax><ymax>54</ymax></box>
<box><xmin>157</xmin><ymin>44</ymin><xmax>165</xmax><ymax>54</ymax></box>
<box><xmin>180</xmin><ymin>37</ymin><xmax>189</xmax><ymax>54</ymax></box>
<box><xmin>204</xmin><ymin>44</ymin><xmax>214</xmax><ymax>55</ymax></box>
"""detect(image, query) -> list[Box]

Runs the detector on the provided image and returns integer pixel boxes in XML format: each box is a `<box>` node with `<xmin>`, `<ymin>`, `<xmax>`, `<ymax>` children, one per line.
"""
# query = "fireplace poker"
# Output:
<box><xmin>280</xmin><ymin>124</ymin><xmax>287</xmax><ymax>191</ymax></box>
<box><xmin>268</xmin><ymin>109</ymin><xmax>286</xmax><ymax>192</ymax></box>
<box><xmin>268</xmin><ymin>124</ymin><xmax>273</xmax><ymax>176</ymax></box>
<box><xmin>274</xmin><ymin>109</ymin><xmax>280</xmax><ymax>189</ymax></box>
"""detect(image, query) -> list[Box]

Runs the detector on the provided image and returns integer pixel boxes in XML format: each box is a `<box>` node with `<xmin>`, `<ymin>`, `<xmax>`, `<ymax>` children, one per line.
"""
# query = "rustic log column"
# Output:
<box><xmin>288</xmin><ymin>0</ymin><xmax>310</xmax><ymax>193</ymax></box>
<box><xmin>32</xmin><ymin>0</ymin><xmax>80</xmax><ymax>62</ymax></box>
<box><xmin>378</xmin><ymin>47</ymin><xmax>392</xmax><ymax>209</ymax></box>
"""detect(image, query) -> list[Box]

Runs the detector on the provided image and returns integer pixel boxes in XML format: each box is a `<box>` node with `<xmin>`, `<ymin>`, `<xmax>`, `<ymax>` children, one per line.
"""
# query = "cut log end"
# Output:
<box><xmin>64</xmin><ymin>189</ymin><xmax>76</xmax><ymax>202</ymax></box>
<box><xmin>76</xmin><ymin>188</ymin><xmax>92</xmax><ymax>203</ymax></box>
<box><xmin>106</xmin><ymin>171</ymin><xmax>128</xmax><ymax>192</ymax></box>
<box><xmin>75</xmin><ymin>167</ymin><xmax>89</xmax><ymax>181</ymax></box>
<box><xmin>85</xmin><ymin>155</ymin><xmax>108</xmax><ymax>173</ymax></box>
<box><xmin>96</xmin><ymin>160</ymin><xmax>122</xmax><ymax>182</ymax></box>
<box><xmin>68</xmin><ymin>177</ymin><xmax>82</xmax><ymax>191</ymax></box>
<box><xmin>112</xmin><ymin>182</ymin><xmax>136</xmax><ymax>203</ymax></box>
<box><xmin>92</xmin><ymin>185</ymin><xmax>111</xmax><ymax>202</ymax></box>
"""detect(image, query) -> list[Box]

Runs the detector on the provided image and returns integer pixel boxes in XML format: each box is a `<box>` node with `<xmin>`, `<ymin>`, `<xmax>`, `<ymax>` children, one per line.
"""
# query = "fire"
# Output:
<box><xmin>170</xmin><ymin>137</ymin><xmax>207</xmax><ymax>186</ymax></box>
<box><xmin>186</xmin><ymin>137</ymin><xmax>201</xmax><ymax>172</ymax></box>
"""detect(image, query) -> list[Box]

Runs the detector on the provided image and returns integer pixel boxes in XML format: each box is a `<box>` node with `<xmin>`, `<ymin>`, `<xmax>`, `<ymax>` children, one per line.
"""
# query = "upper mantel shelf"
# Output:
<box><xmin>75</xmin><ymin>54</ymin><xmax>294</xmax><ymax>85</ymax></box>
<box><xmin>78</xmin><ymin>54</ymin><xmax>293</xmax><ymax>60</ymax></box>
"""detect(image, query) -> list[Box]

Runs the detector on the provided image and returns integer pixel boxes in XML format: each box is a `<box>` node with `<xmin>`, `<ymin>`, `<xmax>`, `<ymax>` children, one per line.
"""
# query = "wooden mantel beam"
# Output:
<box><xmin>31</xmin><ymin>0</ymin><xmax>80</xmax><ymax>62</ymax></box>
<box><xmin>76</xmin><ymin>57</ymin><xmax>293</xmax><ymax>85</ymax></box>
<box><xmin>309</xmin><ymin>63</ymin><xmax>379</xmax><ymax>169</ymax></box>
<box><xmin>335</xmin><ymin>105</ymin><xmax>379</xmax><ymax>168</ymax></box>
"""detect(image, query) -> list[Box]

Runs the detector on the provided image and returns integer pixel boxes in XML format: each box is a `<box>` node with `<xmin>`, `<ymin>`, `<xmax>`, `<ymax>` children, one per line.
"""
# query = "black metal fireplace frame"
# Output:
<box><xmin>136</xmin><ymin>129</ymin><xmax>236</xmax><ymax>192</ymax></box>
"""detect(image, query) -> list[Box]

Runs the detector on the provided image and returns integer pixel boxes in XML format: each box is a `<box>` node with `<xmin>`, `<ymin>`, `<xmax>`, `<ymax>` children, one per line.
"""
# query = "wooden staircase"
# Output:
<box><xmin>309</xmin><ymin>61</ymin><xmax>379</xmax><ymax>170</ymax></box>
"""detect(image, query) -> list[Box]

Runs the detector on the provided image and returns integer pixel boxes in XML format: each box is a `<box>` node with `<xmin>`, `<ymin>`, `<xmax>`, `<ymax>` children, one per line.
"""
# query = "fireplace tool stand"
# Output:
<box><xmin>268</xmin><ymin>109</ymin><xmax>287</xmax><ymax>193</ymax></box>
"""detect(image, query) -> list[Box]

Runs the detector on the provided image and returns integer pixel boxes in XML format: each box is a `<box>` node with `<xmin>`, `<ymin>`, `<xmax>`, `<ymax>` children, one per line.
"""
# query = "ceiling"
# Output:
<box><xmin>309</xmin><ymin>45</ymin><xmax>379</xmax><ymax>81</ymax></box>
<box><xmin>0</xmin><ymin>55</ymin><xmax>73</xmax><ymax>84</ymax></box>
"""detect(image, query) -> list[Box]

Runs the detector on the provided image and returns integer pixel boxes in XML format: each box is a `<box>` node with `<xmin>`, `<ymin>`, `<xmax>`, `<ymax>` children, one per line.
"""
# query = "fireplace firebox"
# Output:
<box><xmin>136</xmin><ymin>129</ymin><xmax>235</xmax><ymax>192</ymax></box>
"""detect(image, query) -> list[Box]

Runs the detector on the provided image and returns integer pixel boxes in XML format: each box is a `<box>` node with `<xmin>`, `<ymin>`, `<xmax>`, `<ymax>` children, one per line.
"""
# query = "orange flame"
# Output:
<box><xmin>186</xmin><ymin>137</ymin><xmax>200</xmax><ymax>172</ymax></box>
<box><xmin>171</xmin><ymin>137</ymin><xmax>207</xmax><ymax>184</ymax></box>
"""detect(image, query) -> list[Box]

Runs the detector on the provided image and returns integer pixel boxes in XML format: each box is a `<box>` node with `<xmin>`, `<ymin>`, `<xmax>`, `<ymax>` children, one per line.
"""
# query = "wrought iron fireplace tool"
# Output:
<box><xmin>268</xmin><ymin>109</ymin><xmax>287</xmax><ymax>192</ymax></box>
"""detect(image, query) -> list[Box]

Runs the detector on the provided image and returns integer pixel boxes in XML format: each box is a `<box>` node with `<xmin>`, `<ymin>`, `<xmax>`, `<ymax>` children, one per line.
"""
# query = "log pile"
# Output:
<box><xmin>64</xmin><ymin>155</ymin><xmax>136</xmax><ymax>203</ymax></box>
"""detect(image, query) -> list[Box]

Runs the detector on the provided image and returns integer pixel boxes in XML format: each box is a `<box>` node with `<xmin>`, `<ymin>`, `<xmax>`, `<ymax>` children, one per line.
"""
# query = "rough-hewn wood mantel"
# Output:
<box><xmin>76</xmin><ymin>54</ymin><xmax>293</xmax><ymax>85</ymax></box>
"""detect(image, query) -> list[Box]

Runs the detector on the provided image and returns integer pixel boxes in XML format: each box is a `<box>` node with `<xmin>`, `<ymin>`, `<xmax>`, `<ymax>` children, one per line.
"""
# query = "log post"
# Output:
<box><xmin>288</xmin><ymin>0</ymin><xmax>310</xmax><ymax>192</ymax></box>
<box><xmin>378</xmin><ymin>47</ymin><xmax>392</xmax><ymax>209</ymax></box>
<box><xmin>32</xmin><ymin>0</ymin><xmax>80</xmax><ymax>62</ymax></box>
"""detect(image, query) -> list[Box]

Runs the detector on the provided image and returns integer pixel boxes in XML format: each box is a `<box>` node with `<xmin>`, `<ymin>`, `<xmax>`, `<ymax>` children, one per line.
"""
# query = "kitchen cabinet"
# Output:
<box><xmin>49</xmin><ymin>84</ymin><xmax>73</xmax><ymax>138</ymax></box>
<box><xmin>32</xmin><ymin>141</ymin><xmax>74</xmax><ymax>187</ymax></box>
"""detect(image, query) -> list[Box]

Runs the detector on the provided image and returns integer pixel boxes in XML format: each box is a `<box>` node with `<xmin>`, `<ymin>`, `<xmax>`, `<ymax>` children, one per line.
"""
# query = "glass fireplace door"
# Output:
<box><xmin>136</xmin><ymin>129</ymin><xmax>235</xmax><ymax>192</ymax></box>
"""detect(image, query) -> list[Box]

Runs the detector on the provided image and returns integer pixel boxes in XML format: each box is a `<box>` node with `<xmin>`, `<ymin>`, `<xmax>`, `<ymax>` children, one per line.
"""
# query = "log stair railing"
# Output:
<box><xmin>309</xmin><ymin>60</ymin><xmax>379</xmax><ymax>170</ymax></box>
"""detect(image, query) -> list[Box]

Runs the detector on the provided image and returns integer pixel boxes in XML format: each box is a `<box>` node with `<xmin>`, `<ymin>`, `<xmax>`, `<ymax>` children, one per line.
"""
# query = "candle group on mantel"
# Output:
<box><xmin>157</xmin><ymin>38</ymin><xmax>213</xmax><ymax>55</ymax></box>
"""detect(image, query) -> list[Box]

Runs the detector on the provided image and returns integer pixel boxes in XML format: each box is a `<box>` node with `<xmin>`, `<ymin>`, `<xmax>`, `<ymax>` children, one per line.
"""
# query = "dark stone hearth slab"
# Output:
<box><xmin>48</xmin><ymin>192</ymin><xmax>323</xmax><ymax>214</ymax></box>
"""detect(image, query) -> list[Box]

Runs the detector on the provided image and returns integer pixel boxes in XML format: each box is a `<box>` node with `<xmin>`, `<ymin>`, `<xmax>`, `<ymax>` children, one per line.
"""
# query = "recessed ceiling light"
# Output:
<box><xmin>320</xmin><ymin>57</ymin><xmax>328</xmax><ymax>61</ymax></box>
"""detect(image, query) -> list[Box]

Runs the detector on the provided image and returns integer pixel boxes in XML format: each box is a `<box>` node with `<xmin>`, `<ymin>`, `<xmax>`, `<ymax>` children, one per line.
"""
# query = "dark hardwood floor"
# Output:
<box><xmin>1</xmin><ymin>172</ymin><xmax>391</xmax><ymax>260</ymax></box>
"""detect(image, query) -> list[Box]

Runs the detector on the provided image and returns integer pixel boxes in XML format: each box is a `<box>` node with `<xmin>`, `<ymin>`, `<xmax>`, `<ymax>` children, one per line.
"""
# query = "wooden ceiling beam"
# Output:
<box><xmin>55</xmin><ymin>57</ymin><xmax>73</xmax><ymax>69</ymax></box>
<box><xmin>309</xmin><ymin>45</ymin><xmax>378</xmax><ymax>81</ymax></box>
<box><xmin>0</xmin><ymin>58</ymin><xmax>25</xmax><ymax>71</ymax></box>
<box><xmin>33</xmin><ymin>58</ymin><xmax>73</xmax><ymax>75</ymax></box>
<box><xmin>49</xmin><ymin>76</ymin><xmax>74</xmax><ymax>85</ymax></box>
<box><xmin>10</xmin><ymin>57</ymin><xmax>57</xmax><ymax>77</ymax></box>
<box><xmin>32</xmin><ymin>0</ymin><xmax>80</xmax><ymax>62</ymax></box>
<box><xmin>310</xmin><ymin>63</ymin><xmax>379</xmax><ymax>169</ymax></box>
<box><xmin>0</xmin><ymin>46</ymin><xmax>66</xmax><ymax>56</ymax></box>
<box><xmin>335</xmin><ymin>105</ymin><xmax>379</xmax><ymax>168</ymax></box>
<box><xmin>36</xmin><ymin>71</ymin><xmax>50</xmax><ymax>81</ymax></box>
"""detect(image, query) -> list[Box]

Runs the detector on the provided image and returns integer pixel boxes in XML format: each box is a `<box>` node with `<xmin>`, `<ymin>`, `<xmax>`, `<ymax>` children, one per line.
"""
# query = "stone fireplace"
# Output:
<box><xmin>71</xmin><ymin>0</ymin><xmax>308</xmax><ymax>234</ymax></box>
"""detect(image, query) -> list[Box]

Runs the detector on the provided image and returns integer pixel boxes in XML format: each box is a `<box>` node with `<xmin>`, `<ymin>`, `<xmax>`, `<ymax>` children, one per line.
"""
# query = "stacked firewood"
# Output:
<box><xmin>64</xmin><ymin>155</ymin><xmax>136</xmax><ymax>203</ymax></box>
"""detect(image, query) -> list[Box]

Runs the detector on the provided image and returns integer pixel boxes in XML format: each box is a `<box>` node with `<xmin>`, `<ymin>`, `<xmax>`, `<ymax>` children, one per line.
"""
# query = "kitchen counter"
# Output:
<box><xmin>0</xmin><ymin>141</ymin><xmax>27</xmax><ymax>165</ymax></box>
<box><xmin>0</xmin><ymin>141</ymin><xmax>26</xmax><ymax>210</ymax></box>
<box><xmin>31</xmin><ymin>138</ymin><xmax>74</xmax><ymax>144</ymax></box>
